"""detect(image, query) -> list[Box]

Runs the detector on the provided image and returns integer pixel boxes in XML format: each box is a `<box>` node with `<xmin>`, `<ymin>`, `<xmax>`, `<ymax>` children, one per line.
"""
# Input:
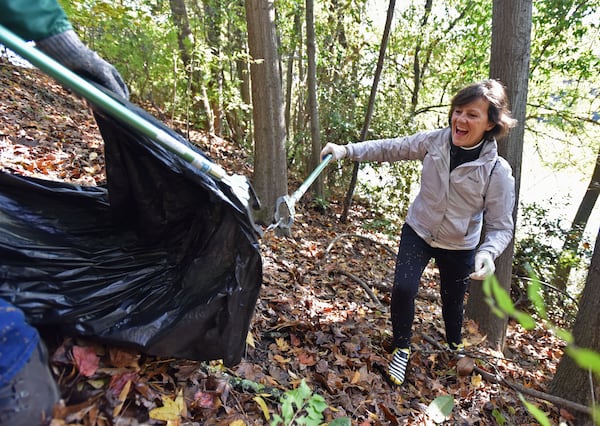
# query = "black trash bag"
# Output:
<box><xmin>0</xmin><ymin>96</ymin><xmax>262</xmax><ymax>367</ymax></box>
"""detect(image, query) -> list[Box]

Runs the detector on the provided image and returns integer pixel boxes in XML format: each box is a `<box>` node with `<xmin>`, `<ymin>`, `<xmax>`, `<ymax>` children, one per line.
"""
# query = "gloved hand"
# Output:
<box><xmin>469</xmin><ymin>251</ymin><xmax>495</xmax><ymax>280</ymax></box>
<box><xmin>36</xmin><ymin>30</ymin><xmax>129</xmax><ymax>99</ymax></box>
<box><xmin>320</xmin><ymin>143</ymin><xmax>348</xmax><ymax>161</ymax></box>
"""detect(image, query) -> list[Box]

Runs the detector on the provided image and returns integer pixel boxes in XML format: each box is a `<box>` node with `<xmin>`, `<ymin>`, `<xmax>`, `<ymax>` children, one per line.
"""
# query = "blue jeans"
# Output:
<box><xmin>391</xmin><ymin>223</ymin><xmax>475</xmax><ymax>349</ymax></box>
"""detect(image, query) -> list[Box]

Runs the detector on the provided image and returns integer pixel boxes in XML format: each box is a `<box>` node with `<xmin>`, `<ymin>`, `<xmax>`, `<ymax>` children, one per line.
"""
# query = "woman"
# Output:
<box><xmin>321</xmin><ymin>79</ymin><xmax>516</xmax><ymax>386</ymax></box>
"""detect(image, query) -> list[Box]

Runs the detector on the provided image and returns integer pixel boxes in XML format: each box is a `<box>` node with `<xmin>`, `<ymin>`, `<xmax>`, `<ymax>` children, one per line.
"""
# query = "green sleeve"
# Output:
<box><xmin>0</xmin><ymin>0</ymin><xmax>72</xmax><ymax>41</ymax></box>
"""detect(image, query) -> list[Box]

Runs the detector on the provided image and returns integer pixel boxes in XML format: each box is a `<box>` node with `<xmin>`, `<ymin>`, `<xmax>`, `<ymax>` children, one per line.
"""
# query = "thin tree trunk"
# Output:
<box><xmin>550</xmin><ymin>227</ymin><xmax>600</xmax><ymax>426</ymax></box>
<box><xmin>203</xmin><ymin>0</ymin><xmax>222</xmax><ymax>135</ymax></box>
<box><xmin>553</xmin><ymin>148</ymin><xmax>600</xmax><ymax>290</ymax></box>
<box><xmin>305</xmin><ymin>0</ymin><xmax>323</xmax><ymax>197</ymax></box>
<box><xmin>168</xmin><ymin>0</ymin><xmax>212</xmax><ymax>131</ymax></box>
<box><xmin>285</xmin><ymin>12</ymin><xmax>301</xmax><ymax>139</ymax></box>
<box><xmin>340</xmin><ymin>0</ymin><xmax>395</xmax><ymax>223</ymax></box>
<box><xmin>465</xmin><ymin>0</ymin><xmax>532</xmax><ymax>350</ymax></box>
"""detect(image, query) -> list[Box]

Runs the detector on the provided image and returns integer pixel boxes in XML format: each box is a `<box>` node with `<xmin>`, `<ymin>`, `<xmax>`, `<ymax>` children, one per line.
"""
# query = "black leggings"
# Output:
<box><xmin>391</xmin><ymin>223</ymin><xmax>475</xmax><ymax>349</ymax></box>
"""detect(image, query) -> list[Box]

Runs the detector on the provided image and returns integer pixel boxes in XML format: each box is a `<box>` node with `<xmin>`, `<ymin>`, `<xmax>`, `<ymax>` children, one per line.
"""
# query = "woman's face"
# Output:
<box><xmin>451</xmin><ymin>97</ymin><xmax>495</xmax><ymax>148</ymax></box>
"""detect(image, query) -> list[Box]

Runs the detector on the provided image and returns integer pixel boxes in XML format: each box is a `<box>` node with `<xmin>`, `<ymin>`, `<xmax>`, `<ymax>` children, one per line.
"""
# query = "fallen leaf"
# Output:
<box><xmin>113</xmin><ymin>379</ymin><xmax>131</xmax><ymax>417</ymax></box>
<box><xmin>253</xmin><ymin>395</ymin><xmax>270</xmax><ymax>421</ymax></box>
<box><xmin>149</xmin><ymin>390</ymin><xmax>186</xmax><ymax>422</ymax></box>
<box><xmin>72</xmin><ymin>345</ymin><xmax>99</xmax><ymax>377</ymax></box>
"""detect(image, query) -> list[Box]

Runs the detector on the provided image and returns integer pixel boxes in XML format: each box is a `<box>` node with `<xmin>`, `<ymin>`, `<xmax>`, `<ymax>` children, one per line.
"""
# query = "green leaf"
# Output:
<box><xmin>297</xmin><ymin>379</ymin><xmax>313</xmax><ymax>400</ymax></box>
<box><xmin>281</xmin><ymin>395</ymin><xmax>294</xmax><ymax>422</ymax></box>
<box><xmin>549</xmin><ymin>326</ymin><xmax>574</xmax><ymax>344</ymax></box>
<box><xmin>270</xmin><ymin>414</ymin><xmax>283</xmax><ymax>426</ymax></box>
<box><xmin>565</xmin><ymin>346</ymin><xmax>600</xmax><ymax>375</ymax></box>
<box><xmin>329</xmin><ymin>418</ymin><xmax>352</xmax><ymax>426</ymax></box>
<box><xmin>513</xmin><ymin>311</ymin><xmax>537</xmax><ymax>330</ymax></box>
<box><xmin>426</xmin><ymin>395</ymin><xmax>454</xmax><ymax>423</ymax></box>
<box><xmin>491</xmin><ymin>408</ymin><xmax>507</xmax><ymax>425</ymax></box>
<box><xmin>490</xmin><ymin>277</ymin><xmax>515</xmax><ymax>315</ymax></box>
<box><xmin>519</xmin><ymin>394</ymin><xmax>551</xmax><ymax>426</ymax></box>
<box><xmin>526</xmin><ymin>278</ymin><xmax>547</xmax><ymax>320</ymax></box>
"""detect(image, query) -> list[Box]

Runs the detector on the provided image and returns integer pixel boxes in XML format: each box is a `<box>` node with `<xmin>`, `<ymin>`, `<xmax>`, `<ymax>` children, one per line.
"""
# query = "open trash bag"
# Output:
<box><xmin>0</xmin><ymin>98</ymin><xmax>262</xmax><ymax>367</ymax></box>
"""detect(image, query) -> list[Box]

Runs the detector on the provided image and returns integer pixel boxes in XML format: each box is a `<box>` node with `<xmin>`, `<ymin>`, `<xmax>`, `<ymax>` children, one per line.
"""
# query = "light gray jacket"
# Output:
<box><xmin>346</xmin><ymin>127</ymin><xmax>515</xmax><ymax>259</ymax></box>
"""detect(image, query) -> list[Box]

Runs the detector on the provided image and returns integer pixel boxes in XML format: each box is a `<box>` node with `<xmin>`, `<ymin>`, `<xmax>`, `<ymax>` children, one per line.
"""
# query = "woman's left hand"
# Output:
<box><xmin>470</xmin><ymin>251</ymin><xmax>495</xmax><ymax>280</ymax></box>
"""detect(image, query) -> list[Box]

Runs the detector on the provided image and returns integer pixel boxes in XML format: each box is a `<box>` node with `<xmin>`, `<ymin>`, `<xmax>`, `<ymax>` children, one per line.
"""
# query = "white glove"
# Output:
<box><xmin>320</xmin><ymin>143</ymin><xmax>347</xmax><ymax>161</ymax></box>
<box><xmin>470</xmin><ymin>251</ymin><xmax>495</xmax><ymax>280</ymax></box>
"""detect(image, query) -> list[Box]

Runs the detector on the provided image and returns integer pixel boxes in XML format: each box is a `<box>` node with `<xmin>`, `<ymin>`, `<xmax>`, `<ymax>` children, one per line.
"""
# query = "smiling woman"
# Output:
<box><xmin>320</xmin><ymin>79</ymin><xmax>517</xmax><ymax>388</ymax></box>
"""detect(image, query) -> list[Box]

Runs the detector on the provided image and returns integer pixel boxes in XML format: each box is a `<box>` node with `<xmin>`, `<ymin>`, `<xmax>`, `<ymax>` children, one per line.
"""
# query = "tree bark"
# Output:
<box><xmin>245</xmin><ymin>0</ymin><xmax>288</xmax><ymax>227</ymax></box>
<box><xmin>285</xmin><ymin>12</ymin><xmax>301</xmax><ymax>140</ymax></box>
<box><xmin>305</xmin><ymin>0</ymin><xmax>323</xmax><ymax>198</ymax></box>
<box><xmin>550</xmin><ymin>228</ymin><xmax>600</xmax><ymax>426</ymax></box>
<box><xmin>465</xmin><ymin>0</ymin><xmax>532</xmax><ymax>350</ymax></box>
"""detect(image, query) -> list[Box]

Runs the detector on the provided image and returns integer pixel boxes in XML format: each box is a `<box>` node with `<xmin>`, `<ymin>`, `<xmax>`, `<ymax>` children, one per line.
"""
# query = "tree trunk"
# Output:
<box><xmin>245</xmin><ymin>0</ymin><xmax>288</xmax><ymax>227</ymax></box>
<box><xmin>552</xmin><ymin>148</ymin><xmax>600</xmax><ymax>290</ymax></box>
<box><xmin>340</xmin><ymin>0</ymin><xmax>395</xmax><ymax>223</ymax></box>
<box><xmin>202</xmin><ymin>0</ymin><xmax>223</xmax><ymax>135</ymax></box>
<box><xmin>550</xmin><ymin>227</ymin><xmax>600</xmax><ymax>426</ymax></box>
<box><xmin>285</xmin><ymin>12</ymin><xmax>301</xmax><ymax>139</ymax></box>
<box><xmin>305</xmin><ymin>0</ymin><xmax>323</xmax><ymax>198</ymax></box>
<box><xmin>168</xmin><ymin>0</ymin><xmax>212</xmax><ymax>131</ymax></box>
<box><xmin>410</xmin><ymin>0</ymin><xmax>432</xmax><ymax>115</ymax></box>
<box><xmin>465</xmin><ymin>0</ymin><xmax>532</xmax><ymax>350</ymax></box>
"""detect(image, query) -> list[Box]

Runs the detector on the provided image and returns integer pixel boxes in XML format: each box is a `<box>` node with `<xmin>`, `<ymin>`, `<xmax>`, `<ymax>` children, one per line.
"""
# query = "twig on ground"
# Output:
<box><xmin>331</xmin><ymin>269</ymin><xmax>381</xmax><ymax>305</ymax></box>
<box><xmin>421</xmin><ymin>333</ymin><xmax>592</xmax><ymax>416</ymax></box>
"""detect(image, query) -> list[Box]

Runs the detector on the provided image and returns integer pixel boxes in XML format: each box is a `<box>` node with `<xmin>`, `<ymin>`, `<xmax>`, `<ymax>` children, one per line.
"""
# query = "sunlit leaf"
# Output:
<box><xmin>254</xmin><ymin>396</ymin><xmax>271</xmax><ymax>421</ymax></box>
<box><xmin>470</xmin><ymin>374</ymin><xmax>483</xmax><ymax>388</ymax></box>
<box><xmin>246</xmin><ymin>331</ymin><xmax>255</xmax><ymax>348</ymax></box>
<box><xmin>149</xmin><ymin>390</ymin><xmax>186</xmax><ymax>422</ymax></box>
<box><xmin>426</xmin><ymin>395</ymin><xmax>454</xmax><ymax>423</ymax></box>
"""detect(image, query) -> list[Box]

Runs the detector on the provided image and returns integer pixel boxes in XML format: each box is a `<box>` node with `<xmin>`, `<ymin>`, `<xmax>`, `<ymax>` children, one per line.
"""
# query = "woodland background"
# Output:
<box><xmin>1</xmin><ymin>0</ymin><xmax>600</xmax><ymax>424</ymax></box>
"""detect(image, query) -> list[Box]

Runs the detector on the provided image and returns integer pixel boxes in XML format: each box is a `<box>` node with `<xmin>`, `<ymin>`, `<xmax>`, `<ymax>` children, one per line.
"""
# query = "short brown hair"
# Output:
<box><xmin>448</xmin><ymin>79</ymin><xmax>517</xmax><ymax>139</ymax></box>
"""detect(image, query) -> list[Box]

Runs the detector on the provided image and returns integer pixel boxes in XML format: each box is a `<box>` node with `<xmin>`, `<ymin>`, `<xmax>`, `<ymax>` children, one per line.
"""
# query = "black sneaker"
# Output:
<box><xmin>0</xmin><ymin>341</ymin><xmax>60</xmax><ymax>425</ymax></box>
<box><xmin>388</xmin><ymin>347</ymin><xmax>410</xmax><ymax>386</ymax></box>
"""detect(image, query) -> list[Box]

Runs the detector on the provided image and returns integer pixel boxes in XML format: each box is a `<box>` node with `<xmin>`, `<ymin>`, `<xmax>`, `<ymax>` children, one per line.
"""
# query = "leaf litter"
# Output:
<box><xmin>0</xmin><ymin>61</ymin><xmax>573</xmax><ymax>425</ymax></box>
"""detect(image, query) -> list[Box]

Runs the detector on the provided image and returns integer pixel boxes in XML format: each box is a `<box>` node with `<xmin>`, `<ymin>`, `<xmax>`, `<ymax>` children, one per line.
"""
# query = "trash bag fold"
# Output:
<box><xmin>0</xmin><ymin>98</ymin><xmax>262</xmax><ymax>367</ymax></box>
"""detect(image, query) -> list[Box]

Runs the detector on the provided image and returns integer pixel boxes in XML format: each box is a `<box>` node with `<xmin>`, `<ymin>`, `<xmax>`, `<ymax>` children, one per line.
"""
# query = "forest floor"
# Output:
<box><xmin>0</xmin><ymin>61</ymin><xmax>580</xmax><ymax>425</ymax></box>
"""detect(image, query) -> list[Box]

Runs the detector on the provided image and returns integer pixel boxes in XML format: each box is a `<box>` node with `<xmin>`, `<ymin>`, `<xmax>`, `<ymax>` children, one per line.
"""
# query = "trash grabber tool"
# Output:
<box><xmin>271</xmin><ymin>153</ymin><xmax>332</xmax><ymax>233</ymax></box>
<box><xmin>0</xmin><ymin>25</ymin><xmax>261</xmax><ymax>233</ymax></box>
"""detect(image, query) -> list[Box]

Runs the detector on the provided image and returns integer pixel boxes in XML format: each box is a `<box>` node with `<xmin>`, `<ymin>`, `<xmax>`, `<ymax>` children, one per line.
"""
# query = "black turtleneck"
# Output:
<box><xmin>449</xmin><ymin>139</ymin><xmax>485</xmax><ymax>172</ymax></box>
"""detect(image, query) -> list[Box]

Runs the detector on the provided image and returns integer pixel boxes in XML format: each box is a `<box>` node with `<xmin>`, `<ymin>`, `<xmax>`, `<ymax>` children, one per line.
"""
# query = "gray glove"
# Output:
<box><xmin>36</xmin><ymin>30</ymin><xmax>129</xmax><ymax>99</ymax></box>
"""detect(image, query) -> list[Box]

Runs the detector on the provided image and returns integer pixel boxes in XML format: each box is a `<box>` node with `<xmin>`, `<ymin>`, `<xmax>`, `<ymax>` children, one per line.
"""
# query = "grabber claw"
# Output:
<box><xmin>271</xmin><ymin>153</ymin><xmax>332</xmax><ymax>234</ymax></box>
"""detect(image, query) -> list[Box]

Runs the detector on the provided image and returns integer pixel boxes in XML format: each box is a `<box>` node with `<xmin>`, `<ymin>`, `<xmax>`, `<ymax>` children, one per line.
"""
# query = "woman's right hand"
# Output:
<box><xmin>320</xmin><ymin>143</ymin><xmax>347</xmax><ymax>161</ymax></box>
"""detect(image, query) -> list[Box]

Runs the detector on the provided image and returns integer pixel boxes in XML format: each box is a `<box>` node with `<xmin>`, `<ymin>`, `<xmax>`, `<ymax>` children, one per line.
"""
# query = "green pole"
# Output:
<box><xmin>0</xmin><ymin>25</ymin><xmax>227</xmax><ymax>181</ymax></box>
